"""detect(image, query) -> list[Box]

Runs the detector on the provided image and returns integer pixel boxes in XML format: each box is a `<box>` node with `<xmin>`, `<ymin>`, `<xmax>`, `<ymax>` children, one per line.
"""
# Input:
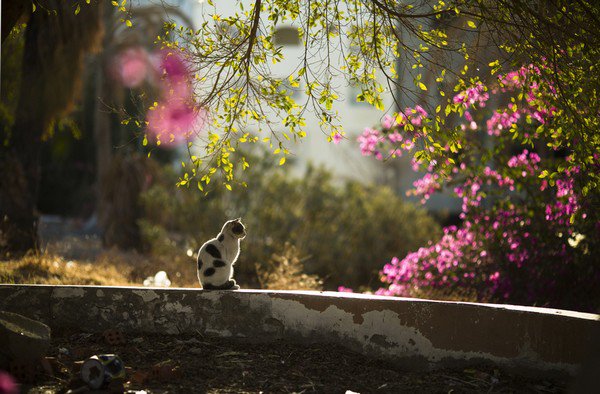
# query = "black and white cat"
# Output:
<box><xmin>197</xmin><ymin>219</ymin><xmax>246</xmax><ymax>290</ymax></box>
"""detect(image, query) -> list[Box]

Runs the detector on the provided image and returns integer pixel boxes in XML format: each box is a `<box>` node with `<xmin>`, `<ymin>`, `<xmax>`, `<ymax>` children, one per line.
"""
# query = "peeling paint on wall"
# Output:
<box><xmin>0</xmin><ymin>285</ymin><xmax>597</xmax><ymax>378</ymax></box>
<box><xmin>132</xmin><ymin>289</ymin><xmax>159</xmax><ymax>303</ymax></box>
<box><xmin>53</xmin><ymin>287</ymin><xmax>85</xmax><ymax>298</ymax></box>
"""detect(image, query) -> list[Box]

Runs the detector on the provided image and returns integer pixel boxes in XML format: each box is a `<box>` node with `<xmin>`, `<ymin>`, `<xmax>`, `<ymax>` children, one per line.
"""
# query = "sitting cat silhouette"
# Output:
<box><xmin>197</xmin><ymin>218</ymin><xmax>246</xmax><ymax>290</ymax></box>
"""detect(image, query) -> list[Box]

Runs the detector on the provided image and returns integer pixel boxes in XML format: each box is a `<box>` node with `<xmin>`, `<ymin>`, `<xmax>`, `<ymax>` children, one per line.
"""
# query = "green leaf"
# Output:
<box><xmin>125</xmin><ymin>19</ymin><xmax>133</xmax><ymax>27</ymax></box>
<box><xmin>418</xmin><ymin>82</ymin><xmax>427</xmax><ymax>91</ymax></box>
<box><xmin>75</xmin><ymin>4</ymin><xmax>81</xmax><ymax>15</ymax></box>
<box><xmin>467</xmin><ymin>20</ymin><xmax>476</xmax><ymax>29</ymax></box>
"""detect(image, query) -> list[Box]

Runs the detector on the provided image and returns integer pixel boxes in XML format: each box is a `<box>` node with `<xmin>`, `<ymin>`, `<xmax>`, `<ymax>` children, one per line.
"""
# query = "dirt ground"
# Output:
<box><xmin>20</xmin><ymin>332</ymin><xmax>568</xmax><ymax>394</ymax></box>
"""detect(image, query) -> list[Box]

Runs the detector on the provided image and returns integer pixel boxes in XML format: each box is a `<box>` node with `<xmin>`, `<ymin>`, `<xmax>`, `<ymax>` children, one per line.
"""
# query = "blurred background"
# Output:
<box><xmin>0</xmin><ymin>0</ymin><xmax>446</xmax><ymax>292</ymax></box>
<box><xmin>2</xmin><ymin>0</ymin><xmax>596</xmax><ymax>313</ymax></box>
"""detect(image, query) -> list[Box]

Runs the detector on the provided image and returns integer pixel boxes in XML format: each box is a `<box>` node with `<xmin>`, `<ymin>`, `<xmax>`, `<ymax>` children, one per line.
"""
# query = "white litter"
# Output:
<box><xmin>143</xmin><ymin>271</ymin><xmax>172</xmax><ymax>287</ymax></box>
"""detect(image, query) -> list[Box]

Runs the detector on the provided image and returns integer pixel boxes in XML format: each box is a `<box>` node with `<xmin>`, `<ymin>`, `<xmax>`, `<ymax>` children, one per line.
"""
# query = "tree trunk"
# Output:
<box><xmin>93</xmin><ymin>65</ymin><xmax>113</xmax><ymax>230</ymax></box>
<box><xmin>0</xmin><ymin>151</ymin><xmax>39</xmax><ymax>256</ymax></box>
<box><xmin>0</xmin><ymin>1</ymin><xmax>102</xmax><ymax>257</ymax></box>
<box><xmin>0</xmin><ymin>15</ymin><xmax>45</xmax><ymax>257</ymax></box>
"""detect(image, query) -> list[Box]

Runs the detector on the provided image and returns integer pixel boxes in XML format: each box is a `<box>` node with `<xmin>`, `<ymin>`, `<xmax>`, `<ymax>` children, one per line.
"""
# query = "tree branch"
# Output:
<box><xmin>244</xmin><ymin>0</ymin><xmax>262</xmax><ymax>69</ymax></box>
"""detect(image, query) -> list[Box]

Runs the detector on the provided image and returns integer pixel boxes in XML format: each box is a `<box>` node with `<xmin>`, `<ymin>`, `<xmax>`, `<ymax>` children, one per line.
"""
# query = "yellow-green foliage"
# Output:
<box><xmin>141</xmin><ymin>0</ymin><xmax>466</xmax><ymax>189</ymax></box>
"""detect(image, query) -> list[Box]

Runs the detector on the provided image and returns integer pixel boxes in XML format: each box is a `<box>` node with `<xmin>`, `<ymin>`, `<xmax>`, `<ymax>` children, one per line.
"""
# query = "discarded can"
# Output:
<box><xmin>80</xmin><ymin>354</ymin><xmax>126</xmax><ymax>389</ymax></box>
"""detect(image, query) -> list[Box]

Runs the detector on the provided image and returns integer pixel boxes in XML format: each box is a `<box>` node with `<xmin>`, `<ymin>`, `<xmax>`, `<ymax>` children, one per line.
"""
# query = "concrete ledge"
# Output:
<box><xmin>1</xmin><ymin>285</ymin><xmax>598</xmax><ymax>377</ymax></box>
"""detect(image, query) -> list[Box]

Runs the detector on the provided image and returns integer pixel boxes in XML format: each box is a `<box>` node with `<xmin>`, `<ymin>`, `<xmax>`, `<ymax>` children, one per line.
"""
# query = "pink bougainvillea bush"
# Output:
<box><xmin>356</xmin><ymin>64</ymin><xmax>600</xmax><ymax>312</ymax></box>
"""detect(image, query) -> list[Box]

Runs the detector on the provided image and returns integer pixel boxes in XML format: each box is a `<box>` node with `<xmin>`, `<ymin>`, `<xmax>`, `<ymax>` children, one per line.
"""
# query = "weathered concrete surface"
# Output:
<box><xmin>0</xmin><ymin>310</ymin><xmax>51</xmax><ymax>365</ymax></box>
<box><xmin>0</xmin><ymin>285</ymin><xmax>597</xmax><ymax>377</ymax></box>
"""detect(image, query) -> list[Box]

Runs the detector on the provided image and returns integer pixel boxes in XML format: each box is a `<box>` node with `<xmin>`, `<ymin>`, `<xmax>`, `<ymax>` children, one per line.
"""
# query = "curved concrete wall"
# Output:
<box><xmin>1</xmin><ymin>285</ymin><xmax>597</xmax><ymax>377</ymax></box>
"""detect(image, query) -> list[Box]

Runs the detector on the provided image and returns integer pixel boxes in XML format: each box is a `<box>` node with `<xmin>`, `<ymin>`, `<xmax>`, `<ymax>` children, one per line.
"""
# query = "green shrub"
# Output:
<box><xmin>139</xmin><ymin>153</ymin><xmax>441</xmax><ymax>290</ymax></box>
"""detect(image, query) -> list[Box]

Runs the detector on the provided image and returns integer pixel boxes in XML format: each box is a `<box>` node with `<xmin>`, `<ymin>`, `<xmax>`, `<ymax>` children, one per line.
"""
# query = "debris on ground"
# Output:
<box><xmin>80</xmin><ymin>354</ymin><xmax>126</xmax><ymax>389</ymax></box>
<box><xmin>14</xmin><ymin>332</ymin><xmax>568</xmax><ymax>393</ymax></box>
<box><xmin>103</xmin><ymin>329</ymin><xmax>127</xmax><ymax>346</ymax></box>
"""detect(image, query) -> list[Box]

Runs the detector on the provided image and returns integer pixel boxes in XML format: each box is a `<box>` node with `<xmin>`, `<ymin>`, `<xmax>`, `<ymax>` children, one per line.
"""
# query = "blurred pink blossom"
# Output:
<box><xmin>332</xmin><ymin>132</ymin><xmax>343</xmax><ymax>144</ymax></box>
<box><xmin>0</xmin><ymin>371</ymin><xmax>18</xmax><ymax>394</ymax></box>
<box><xmin>155</xmin><ymin>49</ymin><xmax>190</xmax><ymax>83</ymax></box>
<box><xmin>113</xmin><ymin>47</ymin><xmax>149</xmax><ymax>88</ymax></box>
<box><xmin>147</xmin><ymin>102</ymin><xmax>207</xmax><ymax>146</ymax></box>
<box><xmin>357</xmin><ymin>127</ymin><xmax>384</xmax><ymax>157</ymax></box>
<box><xmin>146</xmin><ymin>49</ymin><xmax>208</xmax><ymax>146</ymax></box>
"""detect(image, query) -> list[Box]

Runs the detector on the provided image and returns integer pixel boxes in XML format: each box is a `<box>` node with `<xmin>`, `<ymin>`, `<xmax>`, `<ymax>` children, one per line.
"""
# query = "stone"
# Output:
<box><xmin>0</xmin><ymin>311</ymin><xmax>51</xmax><ymax>365</ymax></box>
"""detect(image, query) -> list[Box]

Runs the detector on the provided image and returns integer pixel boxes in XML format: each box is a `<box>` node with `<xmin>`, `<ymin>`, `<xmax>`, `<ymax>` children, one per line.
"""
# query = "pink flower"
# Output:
<box><xmin>337</xmin><ymin>286</ymin><xmax>354</xmax><ymax>293</ymax></box>
<box><xmin>0</xmin><ymin>371</ymin><xmax>18</xmax><ymax>394</ymax></box>
<box><xmin>146</xmin><ymin>48</ymin><xmax>206</xmax><ymax>146</ymax></box>
<box><xmin>332</xmin><ymin>132</ymin><xmax>343</xmax><ymax>144</ymax></box>
<box><xmin>381</xmin><ymin>114</ymin><xmax>395</xmax><ymax>129</ymax></box>
<box><xmin>406</xmin><ymin>105</ymin><xmax>428</xmax><ymax>126</ymax></box>
<box><xmin>147</xmin><ymin>101</ymin><xmax>207</xmax><ymax>146</ymax></box>
<box><xmin>407</xmin><ymin>173</ymin><xmax>441</xmax><ymax>204</ymax></box>
<box><xmin>452</xmin><ymin>82</ymin><xmax>489</xmax><ymax>108</ymax></box>
<box><xmin>387</xmin><ymin>131</ymin><xmax>403</xmax><ymax>143</ymax></box>
<box><xmin>357</xmin><ymin>127</ymin><xmax>384</xmax><ymax>157</ymax></box>
<box><xmin>155</xmin><ymin>49</ymin><xmax>189</xmax><ymax>82</ymax></box>
<box><xmin>164</xmin><ymin>79</ymin><xmax>194</xmax><ymax>102</ymax></box>
<box><xmin>153</xmin><ymin>49</ymin><xmax>194</xmax><ymax>102</ymax></box>
<box><xmin>113</xmin><ymin>47</ymin><xmax>149</xmax><ymax>88</ymax></box>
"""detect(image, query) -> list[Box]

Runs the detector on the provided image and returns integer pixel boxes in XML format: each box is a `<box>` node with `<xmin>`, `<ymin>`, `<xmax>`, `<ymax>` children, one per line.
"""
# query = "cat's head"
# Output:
<box><xmin>223</xmin><ymin>218</ymin><xmax>246</xmax><ymax>239</ymax></box>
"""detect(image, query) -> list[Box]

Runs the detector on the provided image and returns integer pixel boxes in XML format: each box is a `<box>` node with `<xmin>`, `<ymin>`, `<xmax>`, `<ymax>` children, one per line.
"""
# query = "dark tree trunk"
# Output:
<box><xmin>0</xmin><ymin>15</ymin><xmax>45</xmax><ymax>257</ymax></box>
<box><xmin>0</xmin><ymin>1</ymin><xmax>102</xmax><ymax>257</ymax></box>
<box><xmin>93</xmin><ymin>67</ymin><xmax>113</xmax><ymax>231</ymax></box>
<box><xmin>0</xmin><ymin>152</ymin><xmax>39</xmax><ymax>255</ymax></box>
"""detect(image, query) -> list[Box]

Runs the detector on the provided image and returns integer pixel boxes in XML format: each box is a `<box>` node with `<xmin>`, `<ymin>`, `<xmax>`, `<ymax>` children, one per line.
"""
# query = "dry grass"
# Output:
<box><xmin>0</xmin><ymin>248</ymin><xmax>201</xmax><ymax>288</ymax></box>
<box><xmin>0</xmin><ymin>251</ymin><xmax>133</xmax><ymax>286</ymax></box>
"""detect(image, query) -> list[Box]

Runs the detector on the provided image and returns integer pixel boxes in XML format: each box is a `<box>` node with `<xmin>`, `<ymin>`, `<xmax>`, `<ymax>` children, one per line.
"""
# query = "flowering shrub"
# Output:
<box><xmin>357</xmin><ymin>64</ymin><xmax>600</xmax><ymax>311</ymax></box>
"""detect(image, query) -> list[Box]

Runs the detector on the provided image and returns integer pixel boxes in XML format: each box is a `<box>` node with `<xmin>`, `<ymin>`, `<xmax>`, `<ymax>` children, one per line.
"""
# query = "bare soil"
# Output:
<box><xmin>21</xmin><ymin>332</ymin><xmax>567</xmax><ymax>394</ymax></box>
